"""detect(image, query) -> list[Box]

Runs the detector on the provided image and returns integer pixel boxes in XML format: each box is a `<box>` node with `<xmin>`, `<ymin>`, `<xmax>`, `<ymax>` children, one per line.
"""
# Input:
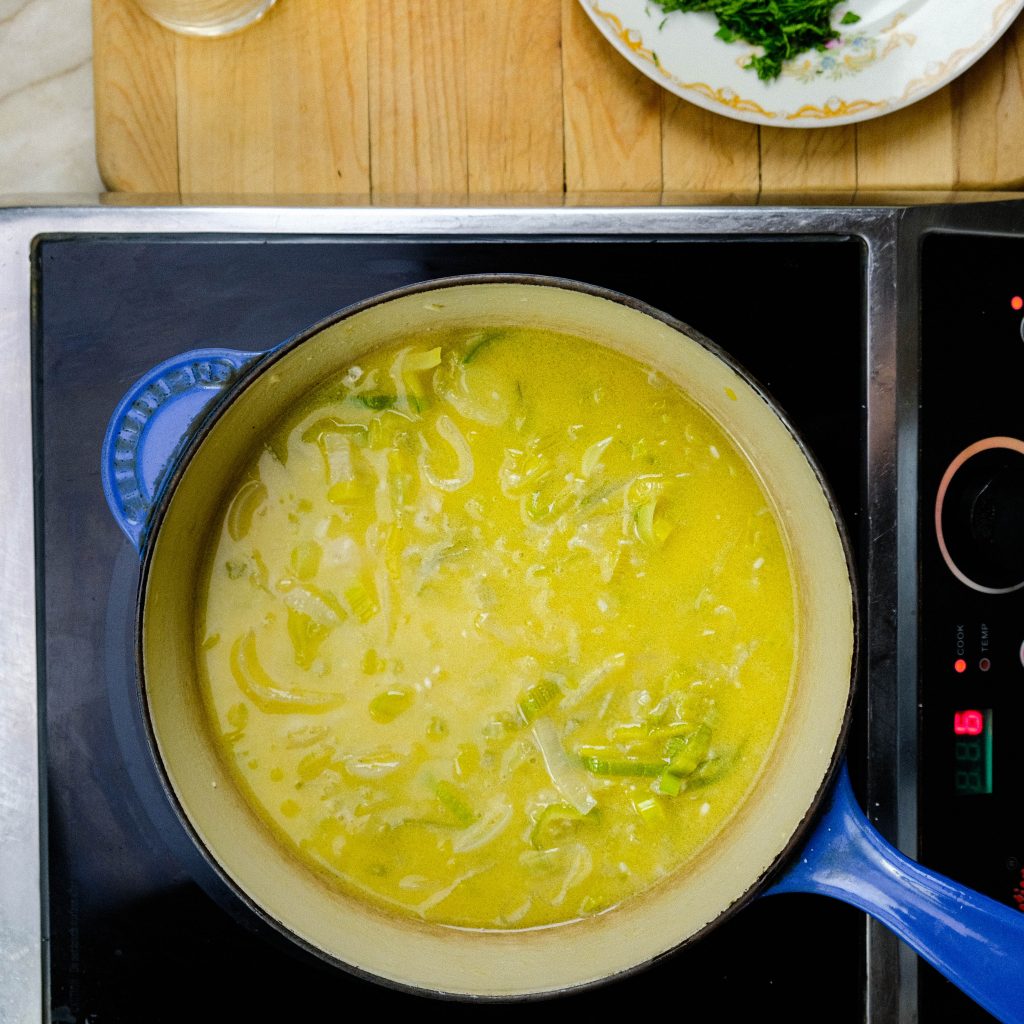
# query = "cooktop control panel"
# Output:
<box><xmin>919</xmin><ymin>232</ymin><xmax>1024</xmax><ymax>1021</ymax></box>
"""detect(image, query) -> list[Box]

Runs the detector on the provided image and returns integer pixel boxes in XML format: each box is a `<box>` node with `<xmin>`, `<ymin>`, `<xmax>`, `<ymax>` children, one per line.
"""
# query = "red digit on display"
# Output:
<box><xmin>953</xmin><ymin>709</ymin><xmax>985</xmax><ymax>736</ymax></box>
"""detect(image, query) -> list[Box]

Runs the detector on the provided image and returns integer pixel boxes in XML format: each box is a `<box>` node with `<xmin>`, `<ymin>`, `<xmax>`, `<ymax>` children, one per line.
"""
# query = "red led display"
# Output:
<box><xmin>954</xmin><ymin>709</ymin><xmax>985</xmax><ymax>736</ymax></box>
<box><xmin>1012</xmin><ymin>295</ymin><xmax>1023</xmax><ymax>310</ymax></box>
<box><xmin>954</xmin><ymin>658</ymin><xmax>967</xmax><ymax>674</ymax></box>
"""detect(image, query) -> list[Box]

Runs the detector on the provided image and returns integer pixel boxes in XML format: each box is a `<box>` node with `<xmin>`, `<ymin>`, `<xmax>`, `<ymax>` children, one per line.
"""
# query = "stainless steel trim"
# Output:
<box><xmin>857</xmin><ymin>207</ymin><xmax>907</xmax><ymax>1024</ymax></box>
<box><xmin>0</xmin><ymin>208</ymin><xmax>44</xmax><ymax>1024</ymax></box>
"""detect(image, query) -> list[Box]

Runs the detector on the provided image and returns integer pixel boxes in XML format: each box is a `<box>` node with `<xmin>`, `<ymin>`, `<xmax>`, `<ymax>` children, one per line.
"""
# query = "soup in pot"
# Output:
<box><xmin>197</xmin><ymin>326</ymin><xmax>796</xmax><ymax>930</ymax></box>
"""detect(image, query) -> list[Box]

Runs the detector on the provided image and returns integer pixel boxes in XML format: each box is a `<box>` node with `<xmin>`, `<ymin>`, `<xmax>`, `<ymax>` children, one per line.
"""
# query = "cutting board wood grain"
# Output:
<box><xmin>93</xmin><ymin>0</ymin><xmax>1024</xmax><ymax>198</ymax></box>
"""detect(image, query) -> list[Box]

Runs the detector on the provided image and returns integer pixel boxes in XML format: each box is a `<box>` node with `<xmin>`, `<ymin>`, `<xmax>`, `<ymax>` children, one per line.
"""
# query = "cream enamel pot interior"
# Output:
<box><xmin>101</xmin><ymin>277</ymin><xmax>1024</xmax><ymax>1016</ymax></box>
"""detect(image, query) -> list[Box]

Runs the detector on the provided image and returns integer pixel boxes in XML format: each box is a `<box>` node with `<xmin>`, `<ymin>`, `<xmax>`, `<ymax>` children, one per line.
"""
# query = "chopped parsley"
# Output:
<box><xmin>651</xmin><ymin>1</ymin><xmax>860</xmax><ymax>81</ymax></box>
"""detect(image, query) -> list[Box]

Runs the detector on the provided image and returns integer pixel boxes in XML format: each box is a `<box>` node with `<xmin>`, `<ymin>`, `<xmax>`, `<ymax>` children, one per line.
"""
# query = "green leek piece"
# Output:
<box><xmin>286</xmin><ymin>608</ymin><xmax>330</xmax><ymax>670</ymax></box>
<box><xmin>666</xmin><ymin>723</ymin><xmax>713</xmax><ymax>777</ymax></box>
<box><xmin>318</xmin><ymin>433</ymin><xmax>373</xmax><ymax>505</ymax></box>
<box><xmin>328</xmin><ymin>478</ymin><xmax>370</xmax><ymax>504</ymax></box>
<box><xmin>353</xmin><ymin>393</ymin><xmax>397</xmax><ymax>411</ymax></box>
<box><xmin>402</xmin><ymin>347</ymin><xmax>442</xmax><ymax>399</ymax></box>
<box><xmin>362</xmin><ymin>648</ymin><xmax>387</xmax><ymax>675</ymax></box>
<box><xmin>454</xmin><ymin>742</ymin><xmax>481</xmax><ymax>778</ymax></box>
<box><xmin>367</xmin><ymin>416</ymin><xmax>409</xmax><ymax>451</ymax></box>
<box><xmin>581</xmin><ymin>436</ymin><xmax>614</xmax><ymax>478</ymax></box>
<box><xmin>404</xmin><ymin>346</ymin><xmax>442</xmax><ymax>373</ymax></box>
<box><xmin>634</xmin><ymin>497</ymin><xmax>673</xmax><ymax>546</ymax></box>
<box><xmin>345</xmin><ymin>581</ymin><xmax>379</xmax><ymax>623</ymax></box>
<box><xmin>250</xmin><ymin>550</ymin><xmax>270</xmax><ymax>591</ymax></box>
<box><xmin>579</xmin><ymin>751</ymin><xmax>666</xmax><ymax>777</ymax></box>
<box><xmin>223</xmin><ymin>702</ymin><xmax>248</xmax><ymax>743</ymax></box>
<box><xmin>462</xmin><ymin>330</ymin><xmax>505</xmax><ymax>364</ymax></box>
<box><xmin>633</xmin><ymin>796</ymin><xmax>666</xmax><ymax>824</ymax></box>
<box><xmin>686</xmin><ymin>747</ymin><xmax>738</xmax><ymax>790</ymax></box>
<box><xmin>651</xmin><ymin>722</ymin><xmax>698</xmax><ymax>742</ymax></box>
<box><xmin>225</xmin><ymin>559</ymin><xmax>247</xmax><ymax>580</ymax></box>
<box><xmin>434</xmin><ymin>780</ymin><xmax>476</xmax><ymax>826</ymax></box>
<box><xmin>526</xmin><ymin>483</ymin><xmax>576</xmax><ymax>524</ymax></box>
<box><xmin>609</xmin><ymin>722</ymin><xmax>647</xmax><ymax>744</ymax></box>
<box><xmin>309</xmin><ymin>584</ymin><xmax>347</xmax><ymax>622</ymax></box>
<box><xmin>296</xmin><ymin>746</ymin><xmax>337</xmax><ymax>782</ymax></box>
<box><xmin>369</xmin><ymin>687</ymin><xmax>413</xmax><ymax>724</ymax></box>
<box><xmin>529</xmin><ymin>802</ymin><xmax>597</xmax><ymax>850</ymax></box>
<box><xmin>657</xmin><ymin>770</ymin><xmax>683</xmax><ymax>797</ymax></box>
<box><xmin>226</xmin><ymin>479</ymin><xmax>267</xmax><ymax>542</ymax></box>
<box><xmin>387</xmin><ymin>446</ymin><xmax>417</xmax><ymax>509</ymax></box>
<box><xmin>224</xmin><ymin>700</ymin><xmax>245</xmax><ymax>733</ymax></box>
<box><xmin>290</xmin><ymin>540</ymin><xmax>322</xmax><ymax>581</ymax></box>
<box><xmin>665</xmin><ymin>736</ymin><xmax>687</xmax><ymax>757</ymax></box>
<box><xmin>327</xmin><ymin>478</ymin><xmax>371</xmax><ymax>505</ymax></box>
<box><xmin>279</xmin><ymin>580</ymin><xmax>347</xmax><ymax>625</ymax></box>
<box><xmin>517</xmin><ymin>678</ymin><xmax>563</xmax><ymax>724</ymax></box>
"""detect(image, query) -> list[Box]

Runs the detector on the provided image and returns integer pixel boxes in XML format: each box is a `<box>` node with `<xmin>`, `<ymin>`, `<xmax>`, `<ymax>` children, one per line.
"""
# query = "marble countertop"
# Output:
<box><xmin>1</xmin><ymin>0</ymin><xmax>102</xmax><ymax>195</ymax></box>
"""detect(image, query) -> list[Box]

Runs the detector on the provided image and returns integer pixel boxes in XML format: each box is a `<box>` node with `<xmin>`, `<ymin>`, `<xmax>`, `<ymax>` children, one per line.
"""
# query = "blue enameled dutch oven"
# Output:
<box><xmin>101</xmin><ymin>276</ymin><xmax>1024</xmax><ymax>1018</ymax></box>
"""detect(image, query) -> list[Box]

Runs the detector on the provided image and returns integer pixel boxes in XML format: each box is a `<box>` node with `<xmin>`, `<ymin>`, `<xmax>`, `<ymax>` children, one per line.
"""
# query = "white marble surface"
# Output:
<box><xmin>0</xmin><ymin>0</ymin><xmax>103</xmax><ymax>196</ymax></box>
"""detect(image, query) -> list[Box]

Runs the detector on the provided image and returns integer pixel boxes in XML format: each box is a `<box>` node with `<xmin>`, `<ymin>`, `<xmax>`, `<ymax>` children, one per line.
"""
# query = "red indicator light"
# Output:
<box><xmin>954</xmin><ymin>709</ymin><xmax>985</xmax><ymax>736</ymax></box>
<box><xmin>954</xmin><ymin>658</ymin><xmax>967</xmax><ymax>674</ymax></box>
<box><xmin>979</xmin><ymin>657</ymin><xmax>991</xmax><ymax>672</ymax></box>
<box><xmin>1012</xmin><ymin>295</ymin><xmax>1023</xmax><ymax>311</ymax></box>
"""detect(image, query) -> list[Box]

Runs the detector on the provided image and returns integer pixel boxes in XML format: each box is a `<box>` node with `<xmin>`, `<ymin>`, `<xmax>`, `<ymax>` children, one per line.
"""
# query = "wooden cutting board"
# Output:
<box><xmin>93</xmin><ymin>0</ymin><xmax>1024</xmax><ymax>200</ymax></box>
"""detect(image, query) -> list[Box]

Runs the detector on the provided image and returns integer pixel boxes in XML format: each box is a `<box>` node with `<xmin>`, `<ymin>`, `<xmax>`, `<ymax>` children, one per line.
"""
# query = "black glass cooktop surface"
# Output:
<box><xmin>34</xmin><ymin>234</ymin><xmax>866</xmax><ymax>1022</ymax></box>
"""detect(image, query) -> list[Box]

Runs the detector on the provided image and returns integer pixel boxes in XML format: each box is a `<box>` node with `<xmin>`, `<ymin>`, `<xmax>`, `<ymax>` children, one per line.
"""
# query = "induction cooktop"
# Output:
<box><xmin>3</xmin><ymin>200</ymin><xmax>1023</xmax><ymax>1024</ymax></box>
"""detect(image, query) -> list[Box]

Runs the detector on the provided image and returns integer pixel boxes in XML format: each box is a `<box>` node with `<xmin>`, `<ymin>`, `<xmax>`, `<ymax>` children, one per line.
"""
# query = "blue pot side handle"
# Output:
<box><xmin>101</xmin><ymin>348</ymin><xmax>262</xmax><ymax>552</ymax></box>
<box><xmin>767</xmin><ymin>763</ymin><xmax>1024</xmax><ymax>1024</ymax></box>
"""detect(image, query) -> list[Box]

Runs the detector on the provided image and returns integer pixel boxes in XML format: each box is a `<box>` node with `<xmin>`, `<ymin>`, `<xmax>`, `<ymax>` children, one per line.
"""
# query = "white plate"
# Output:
<box><xmin>579</xmin><ymin>0</ymin><xmax>1024</xmax><ymax>127</ymax></box>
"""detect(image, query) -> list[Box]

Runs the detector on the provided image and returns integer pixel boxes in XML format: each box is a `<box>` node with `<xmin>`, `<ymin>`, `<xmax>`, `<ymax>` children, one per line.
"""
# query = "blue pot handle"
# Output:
<box><xmin>101</xmin><ymin>348</ymin><xmax>262</xmax><ymax>551</ymax></box>
<box><xmin>767</xmin><ymin>763</ymin><xmax>1024</xmax><ymax>1024</ymax></box>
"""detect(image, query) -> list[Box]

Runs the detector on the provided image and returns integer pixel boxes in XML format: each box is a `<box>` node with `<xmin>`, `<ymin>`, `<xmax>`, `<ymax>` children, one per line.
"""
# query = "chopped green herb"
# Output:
<box><xmin>651</xmin><ymin>1</ymin><xmax>860</xmax><ymax>81</ymax></box>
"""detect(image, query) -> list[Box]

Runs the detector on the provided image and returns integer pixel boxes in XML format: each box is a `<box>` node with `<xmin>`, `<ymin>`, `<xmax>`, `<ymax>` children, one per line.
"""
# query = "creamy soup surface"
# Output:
<box><xmin>197</xmin><ymin>326</ymin><xmax>796</xmax><ymax>930</ymax></box>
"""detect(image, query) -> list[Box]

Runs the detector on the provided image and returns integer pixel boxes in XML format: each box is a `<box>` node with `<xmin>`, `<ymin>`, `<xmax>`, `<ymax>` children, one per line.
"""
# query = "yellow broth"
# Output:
<box><xmin>197</xmin><ymin>327</ymin><xmax>796</xmax><ymax>929</ymax></box>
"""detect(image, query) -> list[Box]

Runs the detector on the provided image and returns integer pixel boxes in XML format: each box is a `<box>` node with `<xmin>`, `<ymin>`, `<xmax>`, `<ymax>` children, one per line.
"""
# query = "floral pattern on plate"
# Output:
<box><xmin>580</xmin><ymin>0</ymin><xmax>1024</xmax><ymax>127</ymax></box>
